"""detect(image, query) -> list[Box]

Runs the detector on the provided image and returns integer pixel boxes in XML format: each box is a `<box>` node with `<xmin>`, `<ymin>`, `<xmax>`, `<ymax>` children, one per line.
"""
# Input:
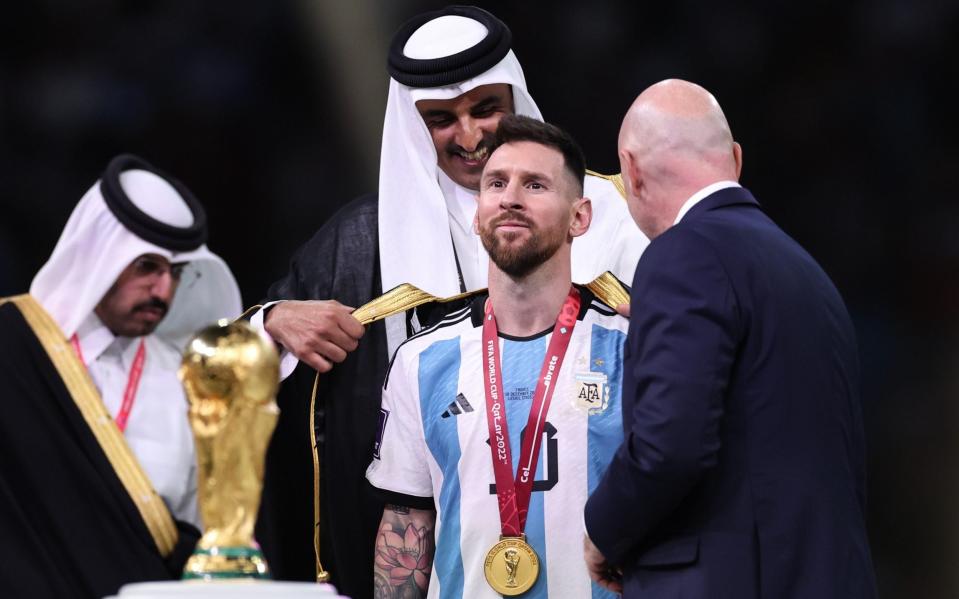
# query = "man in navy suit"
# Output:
<box><xmin>583</xmin><ymin>79</ymin><xmax>877</xmax><ymax>598</ymax></box>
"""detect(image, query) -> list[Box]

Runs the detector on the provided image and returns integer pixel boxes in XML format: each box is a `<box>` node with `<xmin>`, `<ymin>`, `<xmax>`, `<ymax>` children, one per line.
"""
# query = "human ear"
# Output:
<box><xmin>618</xmin><ymin>148</ymin><xmax>642</xmax><ymax>198</ymax></box>
<box><xmin>569</xmin><ymin>197</ymin><xmax>592</xmax><ymax>238</ymax></box>
<box><xmin>732</xmin><ymin>142</ymin><xmax>743</xmax><ymax>180</ymax></box>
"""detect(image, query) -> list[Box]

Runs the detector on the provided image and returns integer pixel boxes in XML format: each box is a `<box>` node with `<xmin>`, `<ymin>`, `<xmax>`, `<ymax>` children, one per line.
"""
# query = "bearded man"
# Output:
<box><xmin>0</xmin><ymin>154</ymin><xmax>241</xmax><ymax>598</ymax></box>
<box><xmin>366</xmin><ymin>115</ymin><xmax>629</xmax><ymax>599</ymax></box>
<box><xmin>252</xmin><ymin>7</ymin><xmax>647</xmax><ymax>597</ymax></box>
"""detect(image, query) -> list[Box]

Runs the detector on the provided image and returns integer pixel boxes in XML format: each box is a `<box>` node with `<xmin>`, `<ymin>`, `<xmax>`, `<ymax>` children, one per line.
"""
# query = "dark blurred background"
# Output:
<box><xmin>2</xmin><ymin>1</ymin><xmax>957</xmax><ymax>596</ymax></box>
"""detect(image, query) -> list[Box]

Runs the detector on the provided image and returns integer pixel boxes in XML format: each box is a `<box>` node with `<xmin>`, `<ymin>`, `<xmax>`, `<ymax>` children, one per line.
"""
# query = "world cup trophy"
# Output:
<box><xmin>178</xmin><ymin>319</ymin><xmax>279</xmax><ymax>580</ymax></box>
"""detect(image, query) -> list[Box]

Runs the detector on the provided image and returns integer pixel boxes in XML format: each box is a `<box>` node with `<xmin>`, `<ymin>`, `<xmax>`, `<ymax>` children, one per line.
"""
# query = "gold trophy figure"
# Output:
<box><xmin>179</xmin><ymin>320</ymin><xmax>280</xmax><ymax>580</ymax></box>
<box><xmin>504</xmin><ymin>548</ymin><xmax>520</xmax><ymax>588</ymax></box>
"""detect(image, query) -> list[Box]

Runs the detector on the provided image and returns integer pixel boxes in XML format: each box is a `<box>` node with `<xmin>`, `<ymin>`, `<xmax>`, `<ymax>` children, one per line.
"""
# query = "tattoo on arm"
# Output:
<box><xmin>374</xmin><ymin>504</ymin><xmax>436</xmax><ymax>599</ymax></box>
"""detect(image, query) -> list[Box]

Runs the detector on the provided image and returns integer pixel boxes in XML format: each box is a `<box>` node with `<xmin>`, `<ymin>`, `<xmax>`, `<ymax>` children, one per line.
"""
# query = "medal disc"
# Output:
<box><xmin>483</xmin><ymin>537</ymin><xmax>540</xmax><ymax>596</ymax></box>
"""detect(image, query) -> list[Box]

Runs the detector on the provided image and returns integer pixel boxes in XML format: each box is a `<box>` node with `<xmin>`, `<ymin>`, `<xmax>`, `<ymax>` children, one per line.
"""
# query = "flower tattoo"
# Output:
<box><xmin>375</xmin><ymin>521</ymin><xmax>434</xmax><ymax>590</ymax></box>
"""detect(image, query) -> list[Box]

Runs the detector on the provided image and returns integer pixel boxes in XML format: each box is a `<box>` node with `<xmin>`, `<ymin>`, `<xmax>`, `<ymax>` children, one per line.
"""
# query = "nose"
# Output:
<box><xmin>499</xmin><ymin>180</ymin><xmax>525</xmax><ymax>211</ymax></box>
<box><xmin>454</xmin><ymin>117</ymin><xmax>483</xmax><ymax>152</ymax></box>
<box><xmin>151</xmin><ymin>271</ymin><xmax>176</xmax><ymax>303</ymax></box>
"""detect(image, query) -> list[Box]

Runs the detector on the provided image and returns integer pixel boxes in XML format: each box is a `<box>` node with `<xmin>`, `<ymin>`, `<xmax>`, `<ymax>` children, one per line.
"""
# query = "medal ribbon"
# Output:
<box><xmin>70</xmin><ymin>334</ymin><xmax>146</xmax><ymax>432</ymax></box>
<box><xmin>482</xmin><ymin>286</ymin><xmax>580</xmax><ymax>537</ymax></box>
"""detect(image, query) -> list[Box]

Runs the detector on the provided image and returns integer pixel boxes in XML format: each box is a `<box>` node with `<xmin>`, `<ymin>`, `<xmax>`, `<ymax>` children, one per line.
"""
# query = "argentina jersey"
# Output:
<box><xmin>367</xmin><ymin>286</ymin><xmax>628</xmax><ymax>599</ymax></box>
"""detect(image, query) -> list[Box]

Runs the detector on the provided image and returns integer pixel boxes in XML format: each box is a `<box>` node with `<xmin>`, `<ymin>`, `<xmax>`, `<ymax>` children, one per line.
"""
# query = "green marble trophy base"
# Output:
<box><xmin>182</xmin><ymin>546</ymin><xmax>271</xmax><ymax>581</ymax></box>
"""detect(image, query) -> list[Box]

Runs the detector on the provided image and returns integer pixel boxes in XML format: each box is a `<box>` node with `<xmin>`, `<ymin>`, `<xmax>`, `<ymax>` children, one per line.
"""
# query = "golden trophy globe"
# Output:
<box><xmin>178</xmin><ymin>319</ymin><xmax>279</xmax><ymax>581</ymax></box>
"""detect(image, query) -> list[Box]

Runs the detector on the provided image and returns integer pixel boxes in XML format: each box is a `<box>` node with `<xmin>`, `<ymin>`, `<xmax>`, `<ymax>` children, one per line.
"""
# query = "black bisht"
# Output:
<box><xmin>0</xmin><ymin>302</ymin><xmax>198</xmax><ymax>599</ymax></box>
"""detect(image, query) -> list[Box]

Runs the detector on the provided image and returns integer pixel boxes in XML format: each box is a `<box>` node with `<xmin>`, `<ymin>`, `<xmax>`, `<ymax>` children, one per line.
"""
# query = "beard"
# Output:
<box><xmin>479</xmin><ymin>211</ymin><xmax>567</xmax><ymax>278</ymax></box>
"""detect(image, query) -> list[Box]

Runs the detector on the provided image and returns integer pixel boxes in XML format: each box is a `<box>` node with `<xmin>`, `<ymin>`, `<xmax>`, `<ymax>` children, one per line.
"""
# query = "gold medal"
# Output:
<box><xmin>484</xmin><ymin>536</ymin><xmax>540</xmax><ymax>596</ymax></box>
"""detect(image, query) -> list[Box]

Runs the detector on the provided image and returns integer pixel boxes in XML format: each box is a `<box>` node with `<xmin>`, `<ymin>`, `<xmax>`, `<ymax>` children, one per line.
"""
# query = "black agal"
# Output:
<box><xmin>387</xmin><ymin>5</ymin><xmax>512</xmax><ymax>88</ymax></box>
<box><xmin>100</xmin><ymin>154</ymin><xmax>207</xmax><ymax>252</ymax></box>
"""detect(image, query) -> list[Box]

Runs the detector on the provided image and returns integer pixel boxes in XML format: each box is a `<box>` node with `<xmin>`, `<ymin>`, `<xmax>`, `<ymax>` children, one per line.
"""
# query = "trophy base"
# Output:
<box><xmin>182</xmin><ymin>546</ymin><xmax>270</xmax><ymax>581</ymax></box>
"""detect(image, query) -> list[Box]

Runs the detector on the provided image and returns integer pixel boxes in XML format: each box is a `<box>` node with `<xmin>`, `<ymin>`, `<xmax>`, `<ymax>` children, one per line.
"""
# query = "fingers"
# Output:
<box><xmin>296</xmin><ymin>311</ymin><xmax>357</xmax><ymax>373</ymax></box>
<box><xmin>615</xmin><ymin>302</ymin><xmax>630</xmax><ymax>318</ymax></box>
<box><xmin>587</xmin><ymin>565</ymin><xmax>622</xmax><ymax>594</ymax></box>
<box><xmin>314</xmin><ymin>300</ymin><xmax>365</xmax><ymax>346</ymax></box>
<box><xmin>320</xmin><ymin>322</ymin><xmax>362</xmax><ymax>354</ymax></box>
<box><xmin>584</xmin><ymin>535</ymin><xmax>622</xmax><ymax>594</ymax></box>
<box><xmin>597</xmin><ymin>575</ymin><xmax>623</xmax><ymax>594</ymax></box>
<box><xmin>583</xmin><ymin>537</ymin><xmax>605</xmax><ymax>582</ymax></box>
<box><xmin>264</xmin><ymin>300</ymin><xmax>368</xmax><ymax>372</ymax></box>
<box><xmin>302</xmin><ymin>352</ymin><xmax>334</xmax><ymax>374</ymax></box>
<box><xmin>585</xmin><ymin>563</ymin><xmax>605</xmax><ymax>584</ymax></box>
<box><xmin>585</xmin><ymin>561</ymin><xmax>622</xmax><ymax>594</ymax></box>
<box><xmin>314</xmin><ymin>339</ymin><xmax>349</xmax><ymax>364</ymax></box>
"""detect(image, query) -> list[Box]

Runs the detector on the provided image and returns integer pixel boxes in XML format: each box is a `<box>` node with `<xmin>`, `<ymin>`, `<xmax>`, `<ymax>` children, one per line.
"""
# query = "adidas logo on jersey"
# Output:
<box><xmin>441</xmin><ymin>393</ymin><xmax>474</xmax><ymax>418</ymax></box>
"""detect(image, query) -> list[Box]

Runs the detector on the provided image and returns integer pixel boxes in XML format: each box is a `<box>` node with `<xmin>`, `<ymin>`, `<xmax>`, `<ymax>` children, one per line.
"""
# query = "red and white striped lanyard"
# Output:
<box><xmin>70</xmin><ymin>334</ymin><xmax>146</xmax><ymax>433</ymax></box>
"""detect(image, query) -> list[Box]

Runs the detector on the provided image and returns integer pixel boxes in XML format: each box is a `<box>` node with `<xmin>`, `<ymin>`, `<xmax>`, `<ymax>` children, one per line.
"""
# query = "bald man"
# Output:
<box><xmin>583</xmin><ymin>80</ymin><xmax>877</xmax><ymax>598</ymax></box>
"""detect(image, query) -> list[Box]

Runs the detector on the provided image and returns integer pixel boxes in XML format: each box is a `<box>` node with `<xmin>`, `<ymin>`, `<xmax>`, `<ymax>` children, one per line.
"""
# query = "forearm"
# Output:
<box><xmin>374</xmin><ymin>504</ymin><xmax>436</xmax><ymax>599</ymax></box>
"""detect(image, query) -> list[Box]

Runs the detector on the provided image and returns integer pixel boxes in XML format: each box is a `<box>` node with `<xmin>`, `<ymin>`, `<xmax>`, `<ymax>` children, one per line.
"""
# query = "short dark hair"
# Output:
<box><xmin>492</xmin><ymin>114</ymin><xmax>586</xmax><ymax>195</ymax></box>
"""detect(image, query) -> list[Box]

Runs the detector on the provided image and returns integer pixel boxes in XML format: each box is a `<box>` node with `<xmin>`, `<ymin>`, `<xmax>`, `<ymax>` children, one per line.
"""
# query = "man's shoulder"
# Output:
<box><xmin>0</xmin><ymin>295</ymin><xmax>50</xmax><ymax>336</ymax></box>
<box><xmin>0</xmin><ymin>299</ymin><xmax>51</xmax><ymax>374</ymax></box>
<box><xmin>281</xmin><ymin>192</ymin><xmax>379</xmax><ymax>280</ymax></box>
<box><xmin>399</xmin><ymin>296</ymin><xmax>479</xmax><ymax>355</ymax></box>
<box><xmin>0</xmin><ymin>299</ymin><xmax>29</xmax><ymax>338</ymax></box>
<box><xmin>676</xmin><ymin>187</ymin><xmax>768</xmax><ymax>236</ymax></box>
<box><xmin>640</xmin><ymin>225</ymin><xmax>730</xmax><ymax>279</ymax></box>
<box><xmin>662</xmin><ymin>192</ymin><xmax>788</xmax><ymax>268</ymax></box>
<box><xmin>325</xmin><ymin>192</ymin><xmax>379</xmax><ymax>228</ymax></box>
<box><xmin>577</xmin><ymin>285</ymin><xmax>629</xmax><ymax>335</ymax></box>
<box><xmin>384</xmin><ymin>294</ymin><xmax>482</xmax><ymax>389</ymax></box>
<box><xmin>286</xmin><ymin>192</ymin><xmax>378</xmax><ymax>256</ymax></box>
<box><xmin>300</xmin><ymin>192</ymin><xmax>378</xmax><ymax>243</ymax></box>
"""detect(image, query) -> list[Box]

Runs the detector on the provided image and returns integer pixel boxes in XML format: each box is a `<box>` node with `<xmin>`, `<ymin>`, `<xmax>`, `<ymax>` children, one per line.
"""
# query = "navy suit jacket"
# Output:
<box><xmin>585</xmin><ymin>186</ymin><xmax>876</xmax><ymax>598</ymax></box>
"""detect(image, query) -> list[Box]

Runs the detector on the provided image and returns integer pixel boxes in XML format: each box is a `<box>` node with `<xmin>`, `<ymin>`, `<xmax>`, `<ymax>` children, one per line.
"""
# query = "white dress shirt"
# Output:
<box><xmin>73</xmin><ymin>312</ymin><xmax>200</xmax><ymax>528</ymax></box>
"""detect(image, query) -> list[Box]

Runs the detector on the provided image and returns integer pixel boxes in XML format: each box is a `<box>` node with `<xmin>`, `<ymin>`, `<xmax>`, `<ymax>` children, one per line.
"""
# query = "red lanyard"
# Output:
<box><xmin>482</xmin><ymin>286</ymin><xmax>580</xmax><ymax>537</ymax></box>
<box><xmin>70</xmin><ymin>334</ymin><xmax>147</xmax><ymax>433</ymax></box>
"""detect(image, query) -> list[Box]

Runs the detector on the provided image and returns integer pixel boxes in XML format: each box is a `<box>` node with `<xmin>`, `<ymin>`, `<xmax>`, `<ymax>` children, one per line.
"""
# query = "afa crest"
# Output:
<box><xmin>574</xmin><ymin>371</ymin><xmax>609</xmax><ymax>414</ymax></box>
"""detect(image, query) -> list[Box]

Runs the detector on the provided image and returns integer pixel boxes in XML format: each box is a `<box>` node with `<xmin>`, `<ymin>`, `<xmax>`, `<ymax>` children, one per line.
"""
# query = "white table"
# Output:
<box><xmin>105</xmin><ymin>581</ymin><xmax>347</xmax><ymax>598</ymax></box>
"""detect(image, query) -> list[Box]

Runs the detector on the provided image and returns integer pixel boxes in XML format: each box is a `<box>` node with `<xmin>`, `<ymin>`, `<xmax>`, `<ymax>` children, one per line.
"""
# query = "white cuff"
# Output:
<box><xmin>248</xmin><ymin>300</ymin><xmax>299</xmax><ymax>381</ymax></box>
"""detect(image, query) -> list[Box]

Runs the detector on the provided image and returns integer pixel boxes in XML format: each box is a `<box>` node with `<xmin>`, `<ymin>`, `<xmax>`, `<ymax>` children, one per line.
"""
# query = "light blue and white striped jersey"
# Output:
<box><xmin>367</xmin><ymin>287</ymin><xmax>627</xmax><ymax>599</ymax></box>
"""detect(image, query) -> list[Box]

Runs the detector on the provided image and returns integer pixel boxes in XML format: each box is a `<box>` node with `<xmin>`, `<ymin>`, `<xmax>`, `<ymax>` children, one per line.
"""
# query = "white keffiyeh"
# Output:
<box><xmin>378</xmin><ymin>13</ymin><xmax>647</xmax><ymax>354</ymax></box>
<box><xmin>30</xmin><ymin>169</ymin><xmax>242</xmax><ymax>347</ymax></box>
